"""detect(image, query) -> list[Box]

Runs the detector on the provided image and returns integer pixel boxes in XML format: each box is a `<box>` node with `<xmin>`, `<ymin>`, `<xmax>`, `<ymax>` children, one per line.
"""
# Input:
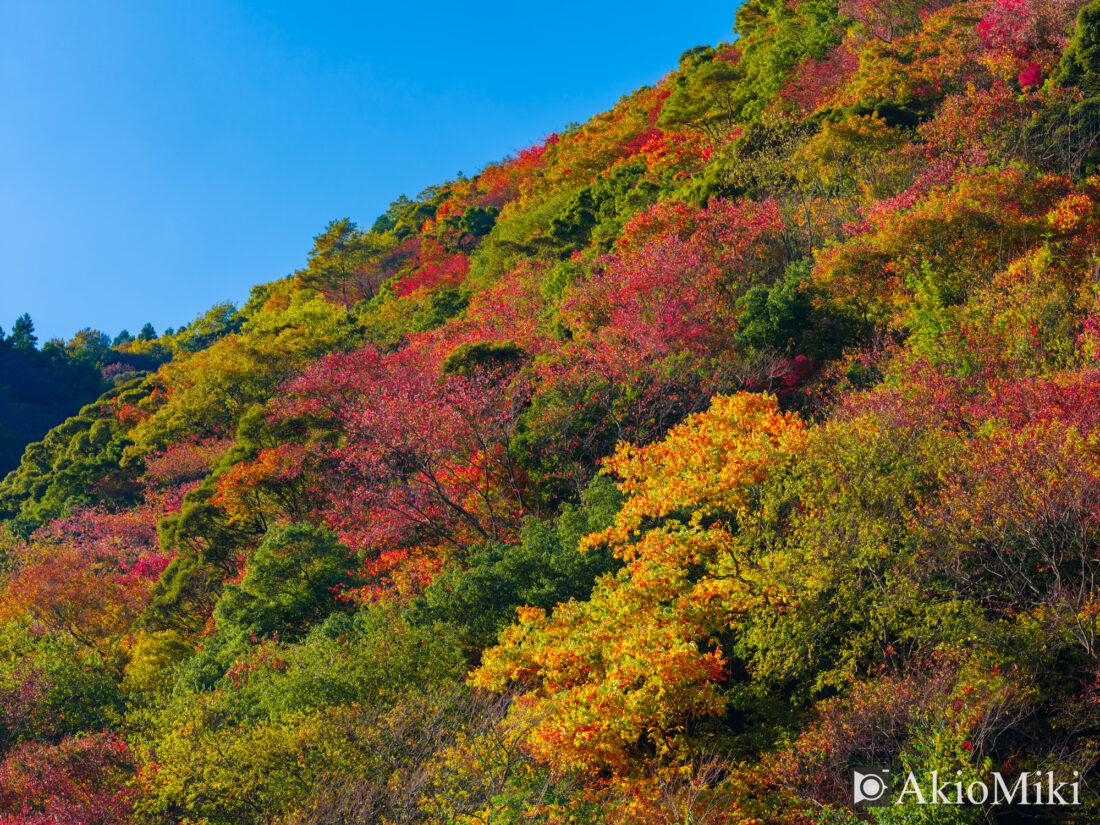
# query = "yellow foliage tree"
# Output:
<box><xmin>124</xmin><ymin>289</ymin><xmax>356</xmax><ymax>459</ymax></box>
<box><xmin>472</xmin><ymin>393</ymin><xmax>807</xmax><ymax>773</ymax></box>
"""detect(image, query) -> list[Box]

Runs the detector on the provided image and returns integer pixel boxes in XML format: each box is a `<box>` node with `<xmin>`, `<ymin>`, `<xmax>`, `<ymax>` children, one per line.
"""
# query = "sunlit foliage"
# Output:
<box><xmin>5</xmin><ymin>1</ymin><xmax>1100</xmax><ymax>820</ymax></box>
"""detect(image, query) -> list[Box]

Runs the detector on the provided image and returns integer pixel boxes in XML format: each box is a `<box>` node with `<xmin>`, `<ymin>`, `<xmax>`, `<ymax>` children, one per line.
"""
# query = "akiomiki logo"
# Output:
<box><xmin>851</xmin><ymin>767</ymin><xmax>1082</xmax><ymax>808</ymax></box>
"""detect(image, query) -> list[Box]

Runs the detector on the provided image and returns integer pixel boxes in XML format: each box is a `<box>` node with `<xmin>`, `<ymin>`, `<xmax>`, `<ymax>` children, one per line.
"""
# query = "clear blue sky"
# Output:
<box><xmin>1</xmin><ymin>1</ymin><xmax>737</xmax><ymax>342</ymax></box>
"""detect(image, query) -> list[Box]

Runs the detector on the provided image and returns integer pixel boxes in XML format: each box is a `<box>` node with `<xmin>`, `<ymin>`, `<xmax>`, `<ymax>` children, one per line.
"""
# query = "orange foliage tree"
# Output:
<box><xmin>473</xmin><ymin>393</ymin><xmax>807</xmax><ymax>773</ymax></box>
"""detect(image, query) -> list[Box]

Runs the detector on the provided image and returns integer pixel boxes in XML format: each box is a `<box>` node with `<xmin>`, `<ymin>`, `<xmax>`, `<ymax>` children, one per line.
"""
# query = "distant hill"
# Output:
<box><xmin>0</xmin><ymin>340</ymin><xmax>103</xmax><ymax>475</ymax></box>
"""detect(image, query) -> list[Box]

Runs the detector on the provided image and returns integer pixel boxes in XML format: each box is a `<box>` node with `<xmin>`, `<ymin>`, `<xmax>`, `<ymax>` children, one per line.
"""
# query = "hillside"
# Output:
<box><xmin>3</xmin><ymin>0</ymin><xmax>1100</xmax><ymax>821</ymax></box>
<box><xmin>0</xmin><ymin>319</ymin><xmax>115</xmax><ymax>477</ymax></box>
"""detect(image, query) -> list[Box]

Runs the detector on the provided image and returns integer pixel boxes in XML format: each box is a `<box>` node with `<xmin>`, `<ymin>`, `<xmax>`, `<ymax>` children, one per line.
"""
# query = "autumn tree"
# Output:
<box><xmin>296</xmin><ymin>218</ymin><xmax>397</xmax><ymax>309</ymax></box>
<box><xmin>274</xmin><ymin>344</ymin><xmax>531</xmax><ymax>559</ymax></box>
<box><xmin>474</xmin><ymin>393</ymin><xmax>806</xmax><ymax>773</ymax></box>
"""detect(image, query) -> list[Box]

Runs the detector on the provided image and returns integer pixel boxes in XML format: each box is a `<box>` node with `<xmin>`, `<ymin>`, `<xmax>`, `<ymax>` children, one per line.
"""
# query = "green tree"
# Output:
<box><xmin>67</xmin><ymin>328</ymin><xmax>111</xmax><ymax>364</ymax></box>
<box><xmin>296</xmin><ymin>218</ymin><xmax>395</xmax><ymax>310</ymax></box>
<box><xmin>410</xmin><ymin>474</ymin><xmax>623</xmax><ymax>656</ymax></box>
<box><xmin>660</xmin><ymin>47</ymin><xmax>742</xmax><ymax>143</ymax></box>
<box><xmin>1040</xmin><ymin>0</ymin><xmax>1100</xmax><ymax>175</ymax></box>
<box><xmin>10</xmin><ymin>314</ymin><xmax>37</xmax><ymax>352</ymax></box>
<box><xmin>213</xmin><ymin>523</ymin><xmax>361</xmax><ymax>642</ymax></box>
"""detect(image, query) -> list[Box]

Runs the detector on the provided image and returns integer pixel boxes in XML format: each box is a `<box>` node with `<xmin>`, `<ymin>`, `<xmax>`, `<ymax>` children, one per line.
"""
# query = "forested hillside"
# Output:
<box><xmin>0</xmin><ymin>315</ymin><xmax>150</xmax><ymax>477</ymax></box>
<box><xmin>4</xmin><ymin>0</ymin><xmax>1100</xmax><ymax>821</ymax></box>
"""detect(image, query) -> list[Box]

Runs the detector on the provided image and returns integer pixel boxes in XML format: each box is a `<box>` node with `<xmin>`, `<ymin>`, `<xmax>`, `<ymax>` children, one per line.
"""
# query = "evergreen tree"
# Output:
<box><xmin>10</xmin><ymin>314</ymin><xmax>37</xmax><ymax>352</ymax></box>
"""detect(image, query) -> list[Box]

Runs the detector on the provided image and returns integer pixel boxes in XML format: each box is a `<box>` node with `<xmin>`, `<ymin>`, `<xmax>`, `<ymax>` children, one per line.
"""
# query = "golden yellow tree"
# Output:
<box><xmin>472</xmin><ymin>393</ymin><xmax>807</xmax><ymax>773</ymax></box>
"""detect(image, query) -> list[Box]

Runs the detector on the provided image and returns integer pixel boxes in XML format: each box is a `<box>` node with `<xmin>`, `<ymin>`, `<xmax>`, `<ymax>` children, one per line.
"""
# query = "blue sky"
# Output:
<box><xmin>1</xmin><ymin>1</ymin><xmax>737</xmax><ymax>342</ymax></box>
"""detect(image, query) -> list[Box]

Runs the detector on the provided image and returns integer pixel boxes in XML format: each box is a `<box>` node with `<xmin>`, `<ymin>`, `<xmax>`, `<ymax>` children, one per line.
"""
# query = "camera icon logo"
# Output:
<box><xmin>852</xmin><ymin>768</ymin><xmax>892</xmax><ymax>806</ymax></box>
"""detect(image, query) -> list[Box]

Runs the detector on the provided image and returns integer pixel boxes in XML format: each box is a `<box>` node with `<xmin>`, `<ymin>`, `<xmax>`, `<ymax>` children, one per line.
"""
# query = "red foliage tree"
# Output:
<box><xmin>976</xmin><ymin>0</ymin><xmax>1082</xmax><ymax>86</ymax></box>
<box><xmin>780</xmin><ymin>39</ymin><xmax>860</xmax><ymax>116</ymax></box>
<box><xmin>563</xmin><ymin>197</ymin><xmax>786</xmax><ymax>357</ymax></box>
<box><xmin>0</xmin><ymin>733</ymin><xmax>135</xmax><ymax>825</ymax></box>
<box><xmin>393</xmin><ymin>239</ymin><xmax>470</xmax><ymax>297</ymax></box>
<box><xmin>0</xmin><ymin>490</ymin><xmax>185</xmax><ymax>650</ymax></box>
<box><xmin>274</xmin><ymin>345</ymin><xmax>530</xmax><ymax>559</ymax></box>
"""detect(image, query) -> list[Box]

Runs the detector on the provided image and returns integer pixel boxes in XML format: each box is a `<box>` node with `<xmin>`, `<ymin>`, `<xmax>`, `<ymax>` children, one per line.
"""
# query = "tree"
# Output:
<box><xmin>411</xmin><ymin>475</ymin><xmax>623</xmax><ymax>656</ymax></box>
<box><xmin>126</xmin><ymin>290</ymin><xmax>354</xmax><ymax>456</ymax></box>
<box><xmin>11</xmin><ymin>314</ymin><xmax>37</xmax><ymax>352</ymax></box>
<box><xmin>68</xmin><ymin>328</ymin><xmax>111</xmax><ymax>363</ymax></box>
<box><xmin>0</xmin><ymin>493</ymin><xmax>179</xmax><ymax>653</ymax></box>
<box><xmin>841</xmin><ymin>0</ymin><xmax>957</xmax><ymax>45</ymax></box>
<box><xmin>138</xmin><ymin>322</ymin><xmax>157</xmax><ymax>341</ymax></box>
<box><xmin>0</xmin><ymin>732</ymin><xmax>136</xmax><ymax>824</ymax></box>
<box><xmin>275</xmin><ymin>344</ymin><xmax>531</xmax><ymax>557</ymax></box>
<box><xmin>213</xmin><ymin>523</ymin><xmax>360</xmax><ymax>642</ymax></box>
<box><xmin>474</xmin><ymin>393</ymin><xmax>807</xmax><ymax>773</ymax></box>
<box><xmin>296</xmin><ymin>219</ymin><xmax>396</xmax><ymax>310</ymax></box>
<box><xmin>1037</xmin><ymin>0</ymin><xmax>1100</xmax><ymax>176</ymax></box>
<box><xmin>560</xmin><ymin>196</ymin><xmax>786</xmax><ymax>357</ymax></box>
<box><xmin>660</xmin><ymin>49</ymin><xmax>742</xmax><ymax>143</ymax></box>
